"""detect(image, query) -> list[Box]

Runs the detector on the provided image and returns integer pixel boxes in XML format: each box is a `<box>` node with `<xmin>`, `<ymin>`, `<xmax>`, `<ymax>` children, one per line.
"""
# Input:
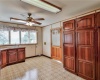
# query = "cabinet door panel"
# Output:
<box><xmin>18</xmin><ymin>51</ymin><xmax>25</xmax><ymax>61</ymax></box>
<box><xmin>76</xmin><ymin>14</ymin><xmax>94</xmax><ymax>29</ymax></box>
<box><xmin>78</xmin><ymin>61</ymin><xmax>94</xmax><ymax>79</ymax></box>
<box><xmin>78</xmin><ymin>46</ymin><xmax>94</xmax><ymax>61</ymax></box>
<box><xmin>64</xmin><ymin>44</ymin><xmax>75</xmax><ymax>57</ymax></box>
<box><xmin>63</xmin><ymin>20</ymin><xmax>74</xmax><ymax>30</ymax></box>
<box><xmin>96</xmin><ymin>12</ymin><xmax>100</xmax><ymax>27</ymax></box>
<box><xmin>64</xmin><ymin>57</ymin><xmax>75</xmax><ymax>71</ymax></box>
<box><xmin>64</xmin><ymin>31</ymin><xmax>74</xmax><ymax>44</ymax></box>
<box><xmin>77</xmin><ymin>30</ymin><xmax>93</xmax><ymax>45</ymax></box>
<box><xmin>8</xmin><ymin>51</ymin><xmax>17</xmax><ymax>64</ymax></box>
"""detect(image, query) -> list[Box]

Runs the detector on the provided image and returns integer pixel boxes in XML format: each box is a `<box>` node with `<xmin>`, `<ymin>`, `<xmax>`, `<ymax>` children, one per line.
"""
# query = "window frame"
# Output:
<box><xmin>0</xmin><ymin>30</ymin><xmax>37</xmax><ymax>46</ymax></box>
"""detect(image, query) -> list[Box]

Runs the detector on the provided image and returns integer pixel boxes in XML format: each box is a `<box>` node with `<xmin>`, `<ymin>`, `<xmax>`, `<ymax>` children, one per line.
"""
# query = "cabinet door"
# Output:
<box><xmin>64</xmin><ymin>31</ymin><xmax>75</xmax><ymax>72</ymax></box>
<box><xmin>18</xmin><ymin>48</ymin><xmax>25</xmax><ymax>62</ymax></box>
<box><xmin>97</xmin><ymin>29</ymin><xmax>100</xmax><ymax>80</ymax></box>
<box><xmin>96</xmin><ymin>12</ymin><xmax>100</xmax><ymax>27</ymax></box>
<box><xmin>63</xmin><ymin>20</ymin><xmax>75</xmax><ymax>30</ymax></box>
<box><xmin>76</xmin><ymin>14</ymin><xmax>94</xmax><ymax>30</ymax></box>
<box><xmin>77</xmin><ymin>30</ymin><xmax>95</xmax><ymax>80</ymax></box>
<box><xmin>8</xmin><ymin>50</ymin><xmax>17</xmax><ymax>64</ymax></box>
<box><xmin>1</xmin><ymin>50</ymin><xmax>7</xmax><ymax>68</ymax></box>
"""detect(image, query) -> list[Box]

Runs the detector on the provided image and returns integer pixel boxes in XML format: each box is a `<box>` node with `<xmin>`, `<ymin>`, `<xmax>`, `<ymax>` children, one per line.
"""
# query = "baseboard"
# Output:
<box><xmin>25</xmin><ymin>55</ymin><xmax>41</xmax><ymax>59</ymax></box>
<box><xmin>25</xmin><ymin>54</ymin><xmax>51</xmax><ymax>59</ymax></box>
<box><xmin>41</xmin><ymin>54</ymin><xmax>51</xmax><ymax>59</ymax></box>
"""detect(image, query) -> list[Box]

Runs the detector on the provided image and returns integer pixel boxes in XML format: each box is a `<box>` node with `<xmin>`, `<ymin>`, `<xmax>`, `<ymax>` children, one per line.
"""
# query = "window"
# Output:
<box><xmin>0</xmin><ymin>30</ymin><xmax>9</xmax><ymax>45</ymax></box>
<box><xmin>21</xmin><ymin>31</ymin><xmax>29</xmax><ymax>44</ymax></box>
<box><xmin>0</xmin><ymin>29</ymin><xmax>37</xmax><ymax>45</ymax></box>
<box><xmin>10</xmin><ymin>30</ymin><xmax>20</xmax><ymax>44</ymax></box>
<box><xmin>21</xmin><ymin>31</ymin><xmax>37</xmax><ymax>44</ymax></box>
<box><xmin>29</xmin><ymin>32</ymin><xmax>37</xmax><ymax>43</ymax></box>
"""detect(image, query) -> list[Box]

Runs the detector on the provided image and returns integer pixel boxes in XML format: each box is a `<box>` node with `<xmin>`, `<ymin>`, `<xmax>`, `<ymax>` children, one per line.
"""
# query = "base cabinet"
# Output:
<box><xmin>1</xmin><ymin>50</ymin><xmax>7</xmax><ymax>68</ymax></box>
<box><xmin>0</xmin><ymin>47</ymin><xmax>25</xmax><ymax>68</ymax></box>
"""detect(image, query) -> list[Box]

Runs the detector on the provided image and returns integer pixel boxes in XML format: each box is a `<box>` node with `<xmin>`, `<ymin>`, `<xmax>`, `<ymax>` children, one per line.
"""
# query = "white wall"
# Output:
<box><xmin>43</xmin><ymin>25</ymin><xmax>51</xmax><ymax>57</ymax></box>
<box><xmin>0</xmin><ymin>22</ymin><xmax>43</xmax><ymax>58</ymax></box>
<box><xmin>43</xmin><ymin>22</ymin><xmax>62</xmax><ymax>57</ymax></box>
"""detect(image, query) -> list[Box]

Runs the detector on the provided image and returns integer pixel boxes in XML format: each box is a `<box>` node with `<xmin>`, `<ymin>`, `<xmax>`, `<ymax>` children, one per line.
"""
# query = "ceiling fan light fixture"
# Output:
<box><xmin>26</xmin><ymin>22</ymin><xmax>34</xmax><ymax>26</ymax></box>
<box><xmin>21</xmin><ymin>0</ymin><xmax>61</xmax><ymax>13</ymax></box>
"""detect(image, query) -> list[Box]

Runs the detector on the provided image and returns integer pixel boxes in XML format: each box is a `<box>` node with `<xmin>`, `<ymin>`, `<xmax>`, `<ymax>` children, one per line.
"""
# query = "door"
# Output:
<box><xmin>64</xmin><ymin>31</ymin><xmax>75</xmax><ymax>73</ymax></box>
<box><xmin>51</xmin><ymin>28</ymin><xmax>62</xmax><ymax>62</ymax></box>
<box><xmin>63</xmin><ymin>20</ymin><xmax>75</xmax><ymax>73</ymax></box>
<box><xmin>8</xmin><ymin>49</ymin><xmax>17</xmax><ymax>64</ymax></box>
<box><xmin>76</xmin><ymin>30</ymin><xmax>95</xmax><ymax>80</ymax></box>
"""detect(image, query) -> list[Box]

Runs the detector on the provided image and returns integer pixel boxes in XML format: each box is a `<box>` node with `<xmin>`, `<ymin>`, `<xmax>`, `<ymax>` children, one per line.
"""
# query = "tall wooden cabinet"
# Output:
<box><xmin>63</xmin><ymin>20</ymin><xmax>76</xmax><ymax>73</ymax></box>
<box><xmin>63</xmin><ymin>14</ymin><xmax>98</xmax><ymax>80</ymax></box>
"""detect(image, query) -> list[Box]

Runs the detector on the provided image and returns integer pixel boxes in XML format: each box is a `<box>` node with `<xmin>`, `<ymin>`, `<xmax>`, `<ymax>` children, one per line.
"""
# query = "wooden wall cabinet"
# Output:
<box><xmin>63</xmin><ymin>13</ymin><xmax>98</xmax><ymax>80</ymax></box>
<box><xmin>0</xmin><ymin>47</ymin><xmax>25</xmax><ymax>68</ymax></box>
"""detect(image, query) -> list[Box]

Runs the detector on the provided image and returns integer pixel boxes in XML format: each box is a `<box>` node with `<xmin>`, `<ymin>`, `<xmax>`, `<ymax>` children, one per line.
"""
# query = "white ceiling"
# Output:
<box><xmin>0</xmin><ymin>0</ymin><xmax>100</xmax><ymax>27</ymax></box>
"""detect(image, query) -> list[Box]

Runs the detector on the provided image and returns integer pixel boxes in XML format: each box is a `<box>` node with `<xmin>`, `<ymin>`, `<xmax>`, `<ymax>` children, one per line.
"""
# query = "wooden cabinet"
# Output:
<box><xmin>63</xmin><ymin>14</ymin><xmax>96</xmax><ymax>80</ymax></box>
<box><xmin>8</xmin><ymin>49</ymin><xmax>18</xmax><ymax>64</ymax></box>
<box><xmin>1</xmin><ymin>50</ymin><xmax>7</xmax><ymax>68</ymax></box>
<box><xmin>63</xmin><ymin>20</ymin><xmax>75</xmax><ymax>30</ymax></box>
<box><xmin>63</xmin><ymin>20</ymin><xmax>76</xmax><ymax>73</ymax></box>
<box><xmin>0</xmin><ymin>47</ymin><xmax>25</xmax><ymax>68</ymax></box>
<box><xmin>18</xmin><ymin>48</ymin><xmax>25</xmax><ymax>62</ymax></box>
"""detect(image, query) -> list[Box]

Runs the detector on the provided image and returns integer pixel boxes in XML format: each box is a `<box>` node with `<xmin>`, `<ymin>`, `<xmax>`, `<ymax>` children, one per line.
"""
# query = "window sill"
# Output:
<box><xmin>0</xmin><ymin>43</ymin><xmax>37</xmax><ymax>46</ymax></box>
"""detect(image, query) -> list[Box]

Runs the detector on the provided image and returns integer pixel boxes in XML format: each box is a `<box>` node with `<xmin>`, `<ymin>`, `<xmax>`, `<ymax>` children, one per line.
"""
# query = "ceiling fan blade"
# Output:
<box><xmin>31</xmin><ymin>20</ymin><xmax>41</xmax><ymax>25</ymax></box>
<box><xmin>10</xmin><ymin>17</ymin><xmax>26</xmax><ymax>22</ymax></box>
<box><xmin>34</xmin><ymin>18</ymin><xmax>45</xmax><ymax>20</ymax></box>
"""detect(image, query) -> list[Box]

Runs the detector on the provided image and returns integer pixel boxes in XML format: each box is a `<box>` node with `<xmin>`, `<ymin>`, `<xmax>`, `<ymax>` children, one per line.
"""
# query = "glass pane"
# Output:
<box><xmin>30</xmin><ymin>32</ymin><xmax>37</xmax><ymax>43</ymax></box>
<box><xmin>11</xmin><ymin>30</ymin><xmax>20</xmax><ymax>44</ymax></box>
<box><xmin>52</xmin><ymin>29</ymin><xmax>60</xmax><ymax>46</ymax></box>
<box><xmin>0</xmin><ymin>30</ymin><xmax>9</xmax><ymax>45</ymax></box>
<box><xmin>21</xmin><ymin>31</ymin><xmax>29</xmax><ymax>44</ymax></box>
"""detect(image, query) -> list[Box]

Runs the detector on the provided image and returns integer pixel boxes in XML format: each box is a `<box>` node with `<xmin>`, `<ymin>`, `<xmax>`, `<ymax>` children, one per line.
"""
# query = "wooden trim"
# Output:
<box><xmin>41</xmin><ymin>0</ymin><xmax>62</xmax><ymax>11</ymax></box>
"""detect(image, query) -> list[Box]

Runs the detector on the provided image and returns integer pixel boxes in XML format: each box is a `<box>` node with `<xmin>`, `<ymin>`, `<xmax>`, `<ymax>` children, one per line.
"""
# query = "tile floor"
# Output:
<box><xmin>0</xmin><ymin>56</ymin><xmax>85</xmax><ymax>80</ymax></box>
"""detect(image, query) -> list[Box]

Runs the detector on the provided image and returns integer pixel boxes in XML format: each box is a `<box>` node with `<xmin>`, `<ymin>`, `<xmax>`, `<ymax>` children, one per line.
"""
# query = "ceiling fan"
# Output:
<box><xmin>10</xmin><ymin>13</ymin><xmax>45</xmax><ymax>25</ymax></box>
